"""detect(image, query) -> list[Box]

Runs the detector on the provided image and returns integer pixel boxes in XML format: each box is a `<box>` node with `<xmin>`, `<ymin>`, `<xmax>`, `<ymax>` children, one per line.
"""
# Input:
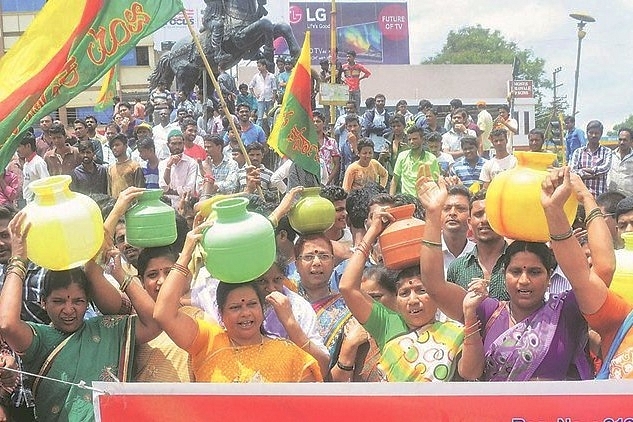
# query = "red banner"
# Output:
<box><xmin>93</xmin><ymin>382</ymin><xmax>633</xmax><ymax>422</ymax></box>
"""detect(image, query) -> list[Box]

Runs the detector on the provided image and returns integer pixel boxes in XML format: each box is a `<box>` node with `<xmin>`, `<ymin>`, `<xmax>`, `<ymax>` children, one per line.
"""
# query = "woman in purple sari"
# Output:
<box><xmin>415</xmin><ymin>174</ymin><xmax>614</xmax><ymax>381</ymax></box>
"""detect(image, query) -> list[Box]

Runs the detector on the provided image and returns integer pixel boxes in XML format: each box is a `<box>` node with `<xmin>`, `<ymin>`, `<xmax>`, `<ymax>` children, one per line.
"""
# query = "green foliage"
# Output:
<box><xmin>424</xmin><ymin>25</ymin><xmax>553</xmax><ymax>129</ymax></box>
<box><xmin>610</xmin><ymin>114</ymin><xmax>633</xmax><ymax>136</ymax></box>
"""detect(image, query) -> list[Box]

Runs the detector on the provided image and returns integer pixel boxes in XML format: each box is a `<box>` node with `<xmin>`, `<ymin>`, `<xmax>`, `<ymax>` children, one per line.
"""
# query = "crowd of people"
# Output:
<box><xmin>0</xmin><ymin>53</ymin><xmax>631</xmax><ymax>422</ymax></box>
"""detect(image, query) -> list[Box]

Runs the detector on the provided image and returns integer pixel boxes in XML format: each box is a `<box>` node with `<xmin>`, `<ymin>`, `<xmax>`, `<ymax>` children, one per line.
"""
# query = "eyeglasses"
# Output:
<box><xmin>298</xmin><ymin>253</ymin><xmax>333</xmax><ymax>262</ymax></box>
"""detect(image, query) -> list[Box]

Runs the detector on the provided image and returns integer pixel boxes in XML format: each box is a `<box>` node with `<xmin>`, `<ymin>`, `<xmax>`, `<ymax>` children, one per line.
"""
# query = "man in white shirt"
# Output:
<box><xmin>158</xmin><ymin>129</ymin><xmax>198</xmax><ymax>207</ymax></box>
<box><xmin>480</xmin><ymin>129</ymin><xmax>518</xmax><ymax>189</ymax></box>
<box><xmin>16</xmin><ymin>134</ymin><xmax>49</xmax><ymax>203</ymax></box>
<box><xmin>441</xmin><ymin>185</ymin><xmax>475</xmax><ymax>276</ymax></box>
<box><xmin>493</xmin><ymin>105</ymin><xmax>518</xmax><ymax>154</ymax></box>
<box><xmin>249</xmin><ymin>58</ymin><xmax>277</xmax><ymax>131</ymax></box>
<box><xmin>442</xmin><ymin>108</ymin><xmax>476</xmax><ymax>160</ymax></box>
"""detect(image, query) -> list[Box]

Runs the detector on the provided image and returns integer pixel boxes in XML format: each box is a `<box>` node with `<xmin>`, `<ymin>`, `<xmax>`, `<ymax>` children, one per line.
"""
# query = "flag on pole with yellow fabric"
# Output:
<box><xmin>94</xmin><ymin>65</ymin><xmax>118</xmax><ymax>112</ymax></box>
<box><xmin>0</xmin><ymin>0</ymin><xmax>184</xmax><ymax>170</ymax></box>
<box><xmin>268</xmin><ymin>32</ymin><xmax>320</xmax><ymax>181</ymax></box>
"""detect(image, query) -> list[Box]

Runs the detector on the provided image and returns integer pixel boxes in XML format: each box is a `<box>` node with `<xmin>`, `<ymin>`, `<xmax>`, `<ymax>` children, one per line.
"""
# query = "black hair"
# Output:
<box><xmin>389</xmin><ymin>114</ymin><xmax>406</xmax><ymax>127</ymax></box>
<box><xmin>138</xmin><ymin>138</ymin><xmax>156</xmax><ymax>151</ymax></box>
<box><xmin>216</xmin><ymin>281</ymin><xmax>266</xmax><ymax>324</ymax></box>
<box><xmin>502</xmin><ymin>241</ymin><xmax>556</xmax><ymax>275</ymax></box>
<box><xmin>203</xmin><ymin>134</ymin><xmax>224</xmax><ymax>147</ymax></box>
<box><xmin>357</xmin><ymin>138</ymin><xmax>374</xmax><ymax>152</ymax></box>
<box><xmin>586</xmin><ymin>120</ymin><xmax>604</xmax><ymax>133</ymax></box>
<box><xmin>615</xmin><ymin>195</ymin><xmax>633</xmax><ymax>221</ymax></box>
<box><xmin>109</xmin><ymin>133</ymin><xmax>128</xmax><ymax>148</ymax></box>
<box><xmin>245</xmin><ymin>142</ymin><xmax>265</xmax><ymax>153</ymax></box>
<box><xmin>528</xmin><ymin>128</ymin><xmax>545</xmax><ymax>140</ymax></box>
<box><xmin>392</xmin><ymin>193</ymin><xmax>425</xmax><ymax>220</ymax></box>
<box><xmin>49</xmin><ymin>123</ymin><xmax>66</xmax><ymax>136</ymax></box>
<box><xmin>137</xmin><ymin>246</ymin><xmax>177</xmax><ymax>279</ymax></box>
<box><xmin>345</xmin><ymin>114</ymin><xmax>360</xmax><ymax>125</ymax></box>
<box><xmin>42</xmin><ymin>268</ymin><xmax>92</xmax><ymax>301</ymax></box>
<box><xmin>0</xmin><ymin>205</ymin><xmax>17</xmax><ymax>221</ymax></box>
<box><xmin>490</xmin><ymin>128</ymin><xmax>508</xmax><ymax>139</ymax></box>
<box><xmin>471</xmin><ymin>188</ymin><xmax>487</xmax><ymax>206</ymax></box>
<box><xmin>275</xmin><ymin>215</ymin><xmax>297</xmax><ymax>242</ymax></box>
<box><xmin>426</xmin><ymin>131</ymin><xmax>442</xmax><ymax>144</ymax></box>
<box><xmin>294</xmin><ymin>233</ymin><xmax>334</xmax><ymax>258</ymax></box>
<box><xmin>363</xmin><ymin>265</ymin><xmax>397</xmax><ymax>295</ymax></box>
<box><xmin>320</xmin><ymin>185</ymin><xmax>347</xmax><ymax>202</ymax></box>
<box><xmin>460</xmin><ymin>135</ymin><xmax>478</xmax><ymax>149</ymax></box>
<box><xmin>77</xmin><ymin>140</ymin><xmax>95</xmax><ymax>153</ymax></box>
<box><xmin>18</xmin><ymin>134</ymin><xmax>37</xmax><ymax>151</ymax></box>
<box><xmin>596</xmin><ymin>191</ymin><xmax>626</xmax><ymax>215</ymax></box>
<box><xmin>345</xmin><ymin>182</ymin><xmax>386</xmax><ymax>229</ymax></box>
<box><xmin>395</xmin><ymin>265</ymin><xmax>421</xmax><ymax>284</ymax></box>
<box><xmin>449</xmin><ymin>99</ymin><xmax>463</xmax><ymax>108</ymax></box>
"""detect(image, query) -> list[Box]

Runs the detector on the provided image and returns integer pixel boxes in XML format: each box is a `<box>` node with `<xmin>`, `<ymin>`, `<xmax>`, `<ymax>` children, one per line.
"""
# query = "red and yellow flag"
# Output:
<box><xmin>268</xmin><ymin>32</ymin><xmax>320</xmax><ymax>180</ymax></box>
<box><xmin>94</xmin><ymin>65</ymin><xmax>118</xmax><ymax>112</ymax></box>
<box><xmin>0</xmin><ymin>0</ymin><xmax>184</xmax><ymax>169</ymax></box>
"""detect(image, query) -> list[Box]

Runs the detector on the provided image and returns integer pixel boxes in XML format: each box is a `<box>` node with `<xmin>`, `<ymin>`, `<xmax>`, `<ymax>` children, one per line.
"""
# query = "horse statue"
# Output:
<box><xmin>148</xmin><ymin>0</ymin><xmax>301</xmax><ymax>98</ymax></box>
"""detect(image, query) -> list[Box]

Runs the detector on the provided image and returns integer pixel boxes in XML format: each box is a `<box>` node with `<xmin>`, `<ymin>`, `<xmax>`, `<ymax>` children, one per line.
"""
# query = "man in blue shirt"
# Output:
<box><xmin>449</xmin><ymin>136</ymin><xmax>487</xmax><ymax>188</ymax></box>
<box><xmin>564</xmin><ymin>115</ymin><xmax>587</xmax><ymax>163</ymax></box>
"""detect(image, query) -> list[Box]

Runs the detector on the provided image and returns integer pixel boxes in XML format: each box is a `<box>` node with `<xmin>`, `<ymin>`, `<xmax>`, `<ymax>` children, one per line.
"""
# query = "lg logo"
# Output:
<box><xmin>289</xmin><ymin>6</ymin><xmax>327</xmax><ymax>24</ymax></box>
<box><xmin>289</xmin><ymin>6</ymin><xmax>303</xmax><ymax>24</ymax></box>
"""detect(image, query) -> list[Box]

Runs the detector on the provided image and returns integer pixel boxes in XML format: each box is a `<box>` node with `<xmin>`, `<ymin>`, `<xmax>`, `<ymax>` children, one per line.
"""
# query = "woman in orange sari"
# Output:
<box><xmin>153</xmin><ymin>224</ymin><xmax>322</xmax><ymax>383</ymax></box>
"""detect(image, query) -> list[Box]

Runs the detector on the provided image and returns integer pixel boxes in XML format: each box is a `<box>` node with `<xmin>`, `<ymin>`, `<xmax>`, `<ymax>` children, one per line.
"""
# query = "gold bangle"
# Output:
<box><xmin>421</xmin><ymin>239</ymin><xmax>442</xmax><ymax>249</ymax></box>
<box><xmin>119</xmin><ymin>274</ymin><xmax>135</xmax><ymax>292</ymax></box>
<box><xmin>8</xmin><ymin>256</ymin><xmax>27</xmax><ymax>266</ymax></box>
<box><xmin>464</xmin><ymin>329</ymin><xmax>481</xmax><ymax>340</ymax></box>
<box><xmin>549</xmin><ymin>228</ymin><xmax>574</xmax><ymax>241</ymax></box>
<box><xmin>6</xmin><ymin>269</ymin><xmax>26</xmax><ymax>280</ymax></box>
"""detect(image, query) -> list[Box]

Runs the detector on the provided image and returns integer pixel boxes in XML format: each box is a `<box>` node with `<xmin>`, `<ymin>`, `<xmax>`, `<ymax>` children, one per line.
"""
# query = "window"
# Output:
<box><xmin>1</xmin><ymin>0</ymin><xmax>44</xmax><ymax>12</ymax></box>
<box><xmin>523</xmin><ymin>111</ymin><xmax>530</xmax><ymax>135</ymax></box>
<box><xmin>119</xmin><ymin>46</ymin><xmax>150</xmax><ymax>66</ymax></box>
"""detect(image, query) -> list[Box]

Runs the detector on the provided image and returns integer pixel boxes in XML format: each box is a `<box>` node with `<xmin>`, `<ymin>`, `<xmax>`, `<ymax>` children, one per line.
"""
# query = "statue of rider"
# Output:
<box><xmin>204</xmin><ymin>0</ymin><xmax>232</xmax><ymax>67</ymax></box>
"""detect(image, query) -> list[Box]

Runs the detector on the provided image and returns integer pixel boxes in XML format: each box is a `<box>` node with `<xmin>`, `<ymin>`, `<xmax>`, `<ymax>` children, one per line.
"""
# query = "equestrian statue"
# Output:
<box><xmin>148</xmin><ymin>0</ymin><xmax>301</xmax><ymax>97</ymax></box>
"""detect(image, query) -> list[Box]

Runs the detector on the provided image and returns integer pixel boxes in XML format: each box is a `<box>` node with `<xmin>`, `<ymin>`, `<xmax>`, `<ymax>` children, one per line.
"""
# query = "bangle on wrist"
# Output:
<box><xmin>421</xmin><ymin>239</ymin><xmax>442</xmax><ymax>249</ymax></box>
<box><xmin>119</xmin><ymin>274</ymin><xmax>136</xmax><ymax>292</ymax></box>
<box><xmin>336</xmin><ymin>361</ymin><xmax>354</xmax><ymax>372</ymax></box>
<box><xmin>549</xmin><ymin>228</ymin><xmax>574</xmax><ymax>242</ymax></box>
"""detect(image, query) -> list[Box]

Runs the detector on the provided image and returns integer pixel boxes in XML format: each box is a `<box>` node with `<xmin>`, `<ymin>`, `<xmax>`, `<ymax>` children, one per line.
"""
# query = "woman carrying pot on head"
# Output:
<box><xmin>0</xmin><ymin>212</ymin><xmax>161</xmax><ymax>422</ymax></box>
<box><xmin>153</xmin><ymin>222</ymin><xmax>322</xmax><ymax>383</ymax></box>
<box><xmin>415</xmin><ymin>174</ymin><xmax>613</xmax><ymax>381</ymax></box>
<box><xmin>339</xmin><ymin>208</ymin><xmax>464</xmax><ymax>382</ymax></box>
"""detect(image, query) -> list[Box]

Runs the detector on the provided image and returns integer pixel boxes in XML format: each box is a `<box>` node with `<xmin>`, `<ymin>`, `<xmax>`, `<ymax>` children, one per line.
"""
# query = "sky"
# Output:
<box><xmin>261</xmin><ymin>0</ymin><xmax>631</xmax><ymax>133</ymax></box>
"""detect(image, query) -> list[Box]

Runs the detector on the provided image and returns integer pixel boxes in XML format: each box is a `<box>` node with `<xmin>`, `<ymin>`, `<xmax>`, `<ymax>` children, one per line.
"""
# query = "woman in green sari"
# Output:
<box><xmin>0</xmin><ymin>212</ymin><xmax>160</xmax><ymax>422</ymax></box>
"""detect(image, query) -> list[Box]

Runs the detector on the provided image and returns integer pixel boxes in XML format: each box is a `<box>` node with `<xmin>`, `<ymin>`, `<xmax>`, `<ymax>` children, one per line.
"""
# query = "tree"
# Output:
<box><xmin>610</xmin><ymin>114</ymin><xmax>633</xmax><ymax>136</ymax></box>
<box><xmin>423</xmin><ymin>25</ymin><xmax>553</xmax><ymax>128</ymax></box>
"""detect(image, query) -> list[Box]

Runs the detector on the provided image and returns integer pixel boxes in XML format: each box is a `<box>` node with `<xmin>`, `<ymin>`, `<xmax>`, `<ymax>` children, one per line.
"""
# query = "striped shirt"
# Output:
<box><xmin>450</xmin><ymin>156</ymin><xmax>487</xmax><ymax>188</ymax></box>
<box><xmin>569</xmin><ymin>145</ymin><xmax>612</xmax><ymax>197</ymax></box>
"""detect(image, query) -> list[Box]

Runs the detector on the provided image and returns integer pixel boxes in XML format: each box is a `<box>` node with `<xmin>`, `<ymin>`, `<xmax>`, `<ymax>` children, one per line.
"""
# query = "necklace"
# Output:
<box><xmin>229</xmin><ymin>334</ymin><xmax>265</xmax><ymax>350</ymax></box>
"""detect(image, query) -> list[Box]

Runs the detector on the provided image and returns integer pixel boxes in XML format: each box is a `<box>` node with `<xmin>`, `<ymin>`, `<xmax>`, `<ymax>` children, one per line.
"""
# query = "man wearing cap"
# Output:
<box><xmin>159</xmin><ymin>129</ymin><xmax>198</xmax><ymax>207</ymax></box>
<box><xmin>476</xmin><ymin>101</ymin><xmax>493</xmax><ymax>157</ymax></box>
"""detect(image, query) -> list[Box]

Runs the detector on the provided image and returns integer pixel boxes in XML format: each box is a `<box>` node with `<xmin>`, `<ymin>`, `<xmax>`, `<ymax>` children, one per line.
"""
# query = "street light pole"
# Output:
<box><xmin>570</xmin><ymin>12</ymin><xmax>595</xmax><ymax>117</ymax></box>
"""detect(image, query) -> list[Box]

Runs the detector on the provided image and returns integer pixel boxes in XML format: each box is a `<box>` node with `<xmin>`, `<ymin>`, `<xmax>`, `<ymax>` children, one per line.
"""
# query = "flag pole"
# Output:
<box><xmin>181</xmin><ymin>10</ymin><xmax>264</xmax><ymax>198</ymax></box>
<box><xmin>329</xmin><ymin>0</ymin><xmax>337</xmax><ymax>126</ymax></box>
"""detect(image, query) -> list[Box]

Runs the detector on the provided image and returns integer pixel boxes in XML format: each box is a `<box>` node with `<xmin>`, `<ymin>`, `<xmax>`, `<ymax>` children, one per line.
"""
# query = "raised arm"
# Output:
<box><xmin>103</xmin><ymin>186</ymin><xmax>145</xmax><ymax>239</ymax></box>
<box><xmin>569</xmin><ymin>172</ymin><xmax>616</xmax><ymax>284</ymax></box>
<box><xmin>0</xmin><ymin>213</ymin><xmax>34</xmax><ymax>353</ymax></box>
<box><xmin>106</xmin><ymin>253</ymin><xmax>161</xmax><ymax>344</ymax></box>
<box><xmin>541</xmin><ymin>167</ymin><xmax>608</xmax><ymax>315</ymax></box>
<box><xmin>153</xmin><ymin>224</ymin><xmax>206</xmax><ymax>350</ymax></box>
<box><xmin>417</xmin><ymin>176</ymin><xmax>467</xmax><ymax>322</ymax></box>
<box><xmin>338</xmin><ymin>211</ymin><xmax>393</xmax><ymax>324</ymax></box>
